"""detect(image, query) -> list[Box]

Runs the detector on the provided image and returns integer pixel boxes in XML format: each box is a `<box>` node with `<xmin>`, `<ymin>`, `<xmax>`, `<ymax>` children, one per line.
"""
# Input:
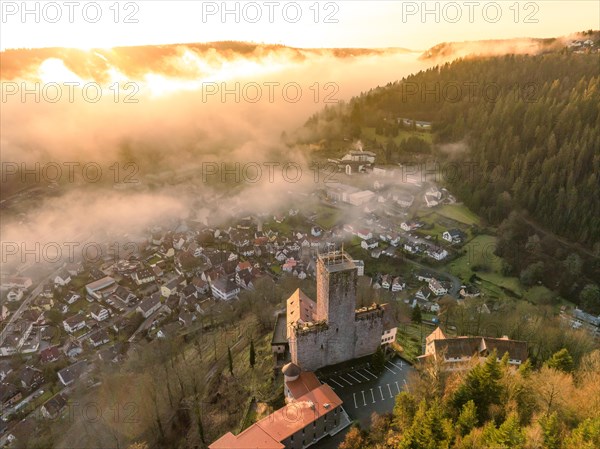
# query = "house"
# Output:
<box><xmin>459</xmin><ymin>285</ymin><xmax>481</xmax><ymax>298</ymax></box>
<box><xmin>380</xmin><ymin>275</ymin><xmax>391</xmax><ymax>290</ymax></box>
<box><xmin>352</xmin><ymin>260</ymin><xmax>365</xmax><ymax>276</ymax></box>
<box><xmin>428</xmin><ymin>278</ymin><xmax>448</xmax><ymax>296</ymax></box>
<box><xmin>356</xmin><ymin>229</ymin><xmax>373</xmax><ymax>240</ymax></box>
<box><xmin>132</xmin><ymin>267</ymin><xmax>155</xmax><ymax>286</ymax></box>
<box><xmin>85</xmin><ymin>276</ymin><xmax>117</xmax><ymax>301</ymax></box>
<box><xmin>392</xmin><ymin>192</ymin><xmax>414</xmax><ymax>208</ymax></box>
<box><xmin>389</xmin><ymin>234</ymin><xmax>401</xmax><ymax>247</ymax></box>
<box><xmin>89</xmin><ymin>304</ymin><xmax>110</xmax><ymax>322</ymax></box>
<box><xmin>40</xmin><ymin>345</ymin><xmax>61</xmax><ymax>364</ymax></box>
<box><xmin>178</xmin><ymin>312</ymin><xmax>196</xmax><ymax>327</ymax></box>
<box><xmin>63</xmin><ymin>291</ymin><xmax>81</xmax><ymax>305</ymax></box>
<box><xmin>57</xmin><ymin>360</ymin><xmax>88</xmax><ymax>386</ymax></box>
<box><xmin>400</xmin><ymin>221</ymin><xmax>422</xmax><ymax>232</ymax></box>
<box><xmin>6</xmin><ymin>289</ymin><xmax>24</xmax><ymax>302</ymax></box>
<box><xmin>161</xmin><ymin>276</ymin><xmax>185</xmax><ymax>298</ymax></box>
<box><xmin>191</xmin><ymin>277</ymin><xmax>209</xmax><ymax>295</ymax></box>
<box><xmin>88</xmin><ymin>267</ymin><xmax>106</xmax><ymax>281</ymax></box>
<box><xmin>137</xmin><ymin>295</ymin><xmax>162</xmax><ymax>319</ymax></box>
<box><xmin>98</xmin><ymin>344</ymin><xmax>123</xmax><ymax>364</ymax></box>
<box><xmin>63</xmin><ymin>339</ymin><xmax>83</xmax><ymax>358</ymax></box>
<box><xmin>236</xmin><ymin>269</ymin><xmax>255</xmax><ymax>290</ymax></box>
<box><xmin>361</xmin><ymin>238</ymin><xmax>379</xmax><ymax>250</ymax></box>
<box><xmin>426</xmin><ymin>247</ymin><xmax>448</xmax><ymax>261</ymax></box>
<box><xmin>0</xmin><ymin>304</ymin><xmax>8</xmax><ymax>321</ymax></box>
<box><xmin>420</xmin><ymin>327</ymin><xmax>528</xmax><ymax>369</ymax></box>
<box><xmin>443</xmin><ymin>229</ymin><xmax>466</xmax><ymax>244</ymax></box>
<box><xmin>1</xmin><ymin>383</ymin><xmax>22</xmax><ymax>409</ymax></box>
<box><xmin>88</xmin><ymin>329</ymin><xmax>110</xmax><ymax>348</ymax></box>
<box><xmin>282</xmin><ymin>258</ymin><xmax>298</xmax><ymax>273</ymax></box>
<box><xmin>311</xmin><ymin>226</ymin><xmax>322</xmax><ymax>237</ymax></box>
<box><xmin>113</xmin><ymin>286</ymin><xmax>137</xmax><ymax>304</ymax></box>
<box><xmin>53</xmin><ymin>270</ymin><xmax>72</xmax><ymax>286</ymax></box>
<box><xmin>0</xmin><ymin>361</ymin><xmax>12</xmax><ymax>381</ymax></box>
<box><xmin>391</xmin><ymin>277</ymin><xmax>406</xmax><ymax>292</ymax></box>
<box><xmin>403</xmin><ymin>242</ymin><xmax>418</xmax><ymax>254</ymax></box>
<box><xmin>209</xmin><ymin>366</ymin><xmax>346</xmax><ymax>449</ymax></box>
<box><xmin>63</xmin><ymin>314</ymin><xmax>86</xmax><ymax>333</ymax></box>
<box><xmin>181</xmin><ymin>284</ymin><xmax>198</xmax><ymax>300</ymax></box>
<box><xmin>211</xmin><ymin>277</ymin><xmax>240</xmax><ymax>301</ymax></box>
<box><xmin>41</xmin><ymin>282</ymin><xmax>54</xmax><ymax>298</ymax></box>
<box><xmin>415</xmin><ymin>270</ymin><xmax>434</xmax><ymax>282</ymax></box>
<box><xmin>41</xmin><ymin>393</ymin><xmax>67</xmax><ymax>419</ymax></box>
<box><xmin>20</xmin><ymin>366</ymin><xmax>44</xmax><ymax>390</ymax></box>
<box><xmin>0</xmin><ymin>276</ymin><xmax>32</xmax><ymax>289</ymax></box>
<box><xmin>65</xmin><ymin>261</ymin><xmax>83</xmax><ymax>277</ymax></box>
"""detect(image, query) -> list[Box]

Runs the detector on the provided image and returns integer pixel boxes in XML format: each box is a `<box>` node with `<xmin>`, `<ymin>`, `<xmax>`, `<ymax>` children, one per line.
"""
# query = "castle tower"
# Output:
<box><xmin>315</xmin><ymin>251</ymin><xmax>357</xmax><ymax>365</ymax></box>
<box><xmin>315</xmin><ymin>251</ymin><xmax>357</xmax><ymax>322</ymax></box>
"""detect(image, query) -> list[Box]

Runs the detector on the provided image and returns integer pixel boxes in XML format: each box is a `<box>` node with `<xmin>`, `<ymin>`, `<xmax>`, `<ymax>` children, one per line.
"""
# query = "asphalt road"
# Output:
<box><xmin>312</xmin><ymin>356</ymin><xmax>414</xmax><ymax>449</ymax></box>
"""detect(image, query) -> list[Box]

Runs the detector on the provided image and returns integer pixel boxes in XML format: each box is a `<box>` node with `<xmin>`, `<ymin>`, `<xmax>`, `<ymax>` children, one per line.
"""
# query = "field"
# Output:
<box><xmin>313</xmin><ymin>203</ymin><xmax>343</xmax><ymax>229</ymax></box>
<box><xmin>446</xmin><ymin>234</ymin><xmax>556</xmax><ymax>303</ymax></box>
<box><xmin>436</xmin><ymin>204</ymin><xmax>481</xmax><ymax>226</ymax></box>
<box><xmin>361</xmin><ymin>127</ymin><xmax>433</xmax><ymax>146</ymax></box>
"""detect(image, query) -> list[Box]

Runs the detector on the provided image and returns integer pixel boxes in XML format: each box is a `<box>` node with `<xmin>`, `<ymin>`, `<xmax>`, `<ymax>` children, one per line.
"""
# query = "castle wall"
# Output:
<box><xmin>354</xmin><ymin>313</ymin><xmax>385</xmax><ymax>359</ymax></box>
<box><xmin>290</xmin><ymin>328</ymin><xmax>329</xmax><ymax>372</ymax></box>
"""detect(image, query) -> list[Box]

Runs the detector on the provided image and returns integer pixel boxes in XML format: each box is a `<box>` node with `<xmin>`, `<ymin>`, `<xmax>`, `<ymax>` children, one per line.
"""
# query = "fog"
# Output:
<box><xmin>1</xmin><ymin>43</ymin><xmax>431</xmax><ymax>269</ymax></box>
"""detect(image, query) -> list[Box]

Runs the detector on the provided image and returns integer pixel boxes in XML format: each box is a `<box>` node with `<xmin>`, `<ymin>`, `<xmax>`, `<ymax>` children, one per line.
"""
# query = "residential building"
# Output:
<box><xmin>443</xmin><ymin>229</ymin><xmax>466</xmax><ymax>244</ymax></box>
<box><xmin>210</xmin><ymin>364</ymin><xmax>348</xmax><ymax>449</ymax></box>
<box><xmin>63</xmin><ymin>314</ymin><xmax>86</xmax><ymax>333</ymax></box>
<box><xmin>420</xmin><ymin>327</ymin><xmax>528</xmax><ymax>369</ymax></box>
<box><xmin>211</xmin><ymin>277</ymin><xmax>240</xmax><ymax>301</ymax></box>
<box><xmin>57</xmin><ymin>360</ymin><xmax>88</xmax><ymax>386</ymax></box>
<box><xmin>89</xmin><ymin>304</ymin><xmax>110</xmax><ymax>322</ymax></box>
<box><xmin>137</xmin><ymin>295</ymin><xmax>162</xmax><ymax>319</ymax></box>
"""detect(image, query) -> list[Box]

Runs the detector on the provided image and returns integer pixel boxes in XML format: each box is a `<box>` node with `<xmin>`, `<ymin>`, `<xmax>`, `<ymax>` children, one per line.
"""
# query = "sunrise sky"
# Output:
<box><xmin>1</xmin><ymin>1</ymin><xmax>598</xmax><ymax>51</ymax></box>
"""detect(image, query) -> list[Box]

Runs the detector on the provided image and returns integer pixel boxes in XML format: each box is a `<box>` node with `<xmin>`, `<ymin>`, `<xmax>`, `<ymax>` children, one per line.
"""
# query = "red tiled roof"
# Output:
<box><xmin>256</xmin><ymin>384</ymin><xmax>342</xmax><ymax>442</ymax></box>
<box><xmin>209</xmin><ymin>376</ymin><xmax>343</xmax><ymax>449</ymax></box>
<box><xmin>285</xmin><ymin>371</ymin><xmax>321</xmax><ymax>399</ymax></box>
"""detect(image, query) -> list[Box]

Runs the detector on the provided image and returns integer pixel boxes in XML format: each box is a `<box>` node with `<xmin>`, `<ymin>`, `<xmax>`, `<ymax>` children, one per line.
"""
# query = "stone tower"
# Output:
<box><xmin>315</xmin><ymin>252</ymin><xmax>357</xmax><ymax>365</ymax></box>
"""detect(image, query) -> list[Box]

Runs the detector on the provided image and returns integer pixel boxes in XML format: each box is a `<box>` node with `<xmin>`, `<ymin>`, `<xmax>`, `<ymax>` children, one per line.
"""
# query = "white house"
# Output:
<box><xmin>361</xmin><ymin>238</ymin><xmax>379</xmax><ymax>250</ymax></box>
<box><xmin>89</xmin><ymin>304</ymin><xmax>110</xmax><ymax>322</ymax></box>
<box><xmin>427</xmin><ymin>247</ymin><xmax>448</xmax><ymax>261</ymax></box>
<box><xmin>63</xmin><ymin>315</ymin><xmax>86</xmax><ymax>334</ymax></box>
<box><xmin>381</xmin><ymin>275</ymin><xmax>391</xmax><ymax>290</ymax></box>
<box><xmin>63</xmin><ymin>291</ymin><xmax>81</xmax><ymax>305</ymax></box>
<box><xmin>88</xmin><ymin>330</ymin><xmax>110</xmax><ymax>348</ymax></box>
<box><xmin>356</xmin><ymin>229</ymin><xmax>373</xmax><ymax>240</ymax></box>
<box><xmin>137</xmin><ymin>295</ymin><xmax>162</xmax><ymax>319</ymax></box>
<box><xmin>391</xmin><ymin>277</ymin><xmax>406</xmax><ymax>292</ymax></box>
<box><xmin>132</xmin><ymin>268</ymin><xmax>155</xmax><ymax>286</ymax></box>
<box><xmin>443</xmin><ymin>229</ymin><xmax>466</xmax><ymax>244</ymax></box>
<box><xmin>428</xmin><ymin>279</ymin><xmax>448</xmax><ymax>296</ymax></box>
<box><xmin>352</xmin><ymin>260</ymin><xmax>365</xmax><ymax>276</ymax></box>
<box><xmin>6</xmin><ymin>289</ymin><xmax>23</xmax><ymax>302</ymax></box>
<box><xmin>53</xmin><ymin>271</ymin><xmax>72</xmax><ymax>287</ymax></box>
<box><xmin>211</xmin><ymin>278</ymin><xmax>240</xmax><ymax>301</ymax></box>
<box><xmin>57</xmin><ymin>360</ymin><xmax>87</xmax><ymax>386</ymax></box>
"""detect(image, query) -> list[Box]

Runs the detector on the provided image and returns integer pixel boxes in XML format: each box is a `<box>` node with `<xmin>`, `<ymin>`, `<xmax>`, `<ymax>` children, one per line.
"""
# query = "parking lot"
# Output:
<box><xmin>312</xmin><ymin>356</ymin><xmax>414</xmax><ymax>448</ymax></box>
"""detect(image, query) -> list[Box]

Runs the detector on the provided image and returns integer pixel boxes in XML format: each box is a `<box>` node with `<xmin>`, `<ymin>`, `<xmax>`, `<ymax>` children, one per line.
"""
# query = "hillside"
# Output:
<box><xmin>297</xmin><ymin>39</ymin><xmax>600</xmax><ymax>249</ymax></box>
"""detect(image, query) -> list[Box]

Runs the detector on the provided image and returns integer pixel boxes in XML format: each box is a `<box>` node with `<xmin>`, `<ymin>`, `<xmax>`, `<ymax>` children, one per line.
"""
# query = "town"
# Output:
<box><xmin>1</xmin><ymin>144</ymin><xmax>598</xmax><ymax>448</ymax></box>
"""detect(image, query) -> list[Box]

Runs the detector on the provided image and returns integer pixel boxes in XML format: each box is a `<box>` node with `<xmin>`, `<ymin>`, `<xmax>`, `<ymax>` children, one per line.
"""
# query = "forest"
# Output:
<box><xmin>297</xmin><ymin>48</ymin><xmax>600</xmax><ymax>310</ymax></box>
<box><xmin>338</xmin><ymin>348</ymin><xmax>600</xmax><ymax>449</ymax></box>
<box><xmin>299</xmin><ymin>50</ymin><xmax>599</xmax><ymax>247</ymax></box>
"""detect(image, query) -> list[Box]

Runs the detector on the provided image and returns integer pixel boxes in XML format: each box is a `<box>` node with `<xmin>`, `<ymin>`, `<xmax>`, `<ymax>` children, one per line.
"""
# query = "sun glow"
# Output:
<box><xmin>38</xmin><ymin>58</ymin><xmax>84</xmax><ymax>84</ymax></box>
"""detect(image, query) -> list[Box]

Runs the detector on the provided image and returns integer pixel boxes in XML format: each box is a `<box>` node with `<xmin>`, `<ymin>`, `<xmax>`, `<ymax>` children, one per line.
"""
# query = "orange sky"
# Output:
<box><xmin>1</xmin><ymin>1</ymin><xmax>598</xmax><ymax>51</ymax></box>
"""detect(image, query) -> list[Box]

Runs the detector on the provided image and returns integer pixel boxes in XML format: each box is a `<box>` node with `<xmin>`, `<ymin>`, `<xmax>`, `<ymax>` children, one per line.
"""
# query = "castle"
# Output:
<box><xmin>285</xmin><ymin>251</ymin><xmax>396</xmax><ymax>371</ymax></box>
